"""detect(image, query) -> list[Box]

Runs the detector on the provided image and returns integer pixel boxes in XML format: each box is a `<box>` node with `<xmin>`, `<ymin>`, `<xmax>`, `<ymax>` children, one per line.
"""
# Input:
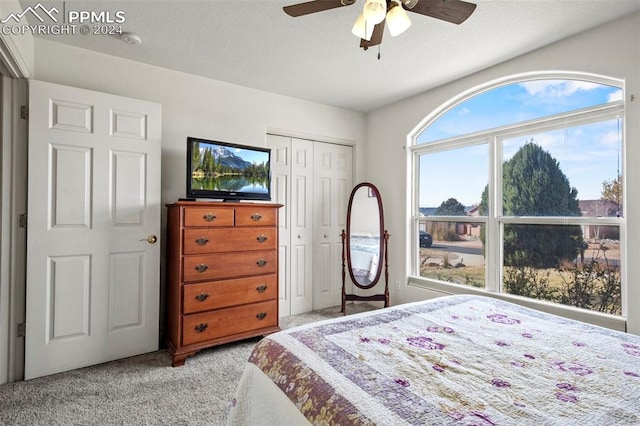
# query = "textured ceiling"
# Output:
<box><xmin>20</xmin><ymin>0</ymin><xmax>640</xmax><ymax>112</ymax></box>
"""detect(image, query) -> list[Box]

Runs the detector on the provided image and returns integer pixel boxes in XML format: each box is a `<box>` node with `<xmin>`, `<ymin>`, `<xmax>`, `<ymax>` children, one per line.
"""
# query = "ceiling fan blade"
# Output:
<box><xmin>404</xmin><ymin>0</ymin><xmax>477</xmax><ymax>25</ymax></box>
<box><xmin>283</xmin><ymin>0</ymin><xmax>356</xmax><ymax>17</ymax></box>
<box><xmin>360</xmin><ymin>20</ymin><xmax>385</xmax><ymax>50</ymax></box>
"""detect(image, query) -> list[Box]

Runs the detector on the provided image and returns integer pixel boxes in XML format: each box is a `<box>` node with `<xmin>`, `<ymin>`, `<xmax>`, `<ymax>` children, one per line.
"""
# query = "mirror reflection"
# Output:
<box><xmin>349</xmin><ymin>186</ymin><xmax>382</xmax><ymax>286</ymax></box>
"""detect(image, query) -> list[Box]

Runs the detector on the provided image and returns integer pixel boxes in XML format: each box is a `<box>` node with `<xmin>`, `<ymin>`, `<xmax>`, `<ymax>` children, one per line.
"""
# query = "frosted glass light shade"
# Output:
<box><xmin>363</xmin><ymin>0</ymin><xmax>386</xmax><ymax>25</ymax></box>
<box><xmin>352</xmin><ymin>14</ymin><xmax>374</xmax><ymax>40</ymax></box>
<box><xmin>387</xmin><ymin>2</ymin><xmax>412</xmax><ymax>36</ymax></box>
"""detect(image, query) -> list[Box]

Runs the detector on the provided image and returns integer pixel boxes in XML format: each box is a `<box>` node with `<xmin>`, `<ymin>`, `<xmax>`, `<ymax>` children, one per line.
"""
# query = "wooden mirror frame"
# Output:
<box><xmin>341</xmin><ymin>182</ymin><xmax>389</xmax><ymax>314</ymax></box>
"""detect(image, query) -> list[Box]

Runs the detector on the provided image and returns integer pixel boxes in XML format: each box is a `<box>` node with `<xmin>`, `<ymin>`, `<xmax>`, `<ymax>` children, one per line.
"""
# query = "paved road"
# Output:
<box><xmin>431</xmin><ymin>243</ymin><xmax>483</xmax><ymax>256</ymax></box>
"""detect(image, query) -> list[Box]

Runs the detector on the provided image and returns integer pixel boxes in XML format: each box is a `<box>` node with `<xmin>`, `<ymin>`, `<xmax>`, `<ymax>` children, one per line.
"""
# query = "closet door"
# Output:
<box><xmin>268</xmin><ymin>135</ymin><xmax>353</xmax><ymax>314</ymax></box>
<box><xmin>313</xmin><ymin>143</ymin><xmax>353</xmax><ymax>310</ymax></box>
<box><xmin>267</xmin><ymin>135</ymin><xmax>314</xmax><ymax>316</ymax></box>
<box><xmin>289</xmin><ymin>139</ymin><xmax>314</xmax><ymax>315</ymax></box>
<box><xmin>267</xmin><ymin>135</ymin><xmax>292</xmax><ymax>316</ymax></box>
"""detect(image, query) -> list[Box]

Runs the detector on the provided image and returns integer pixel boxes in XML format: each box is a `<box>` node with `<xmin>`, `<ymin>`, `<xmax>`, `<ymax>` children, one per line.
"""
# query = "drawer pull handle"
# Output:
<box><xmin>256</xmin><ymin>259</ymin><xmax>267</xmax><ymax>267</ymax></box>
<box><xmin>256</xmin><ymin>285</ymin><xmax>267</xmax><ymax>293</ymax></box>
<box><xmin>251</xmin><ymin>213</ymin><xmax>262</xmax><ymax>222</ymax></box>
<box><xmin>195</xmin><ymin>237</ymin><xmax>209</xmax><ymax>246</ymax></box>
<box><xmin>195</xmin><ymin>264</ymin><xmax>209</xmax><ymax>273</ymax></box>
<box><xmin>203</xmin><ymin>213</ymin><xmax>217</xmax><ymax>222</ymax></box>
<box><xmin>256</xmin><ymin>235</ymin><xmax>268</xmax><ymax>243</ymax></box>
<box><xmin>194</xmin><ymin>323</ymin><xmax>208</xmax><ymax>333</ymax></box>
<box><xmin>195</xmin><ymin>293</ymin><xmax>209</xmax><ymax>302</ymax></box>
<box><xmin>256</xmin><ymin>312</ymin><xmax>267</xmax><ymax>320</ymax></box>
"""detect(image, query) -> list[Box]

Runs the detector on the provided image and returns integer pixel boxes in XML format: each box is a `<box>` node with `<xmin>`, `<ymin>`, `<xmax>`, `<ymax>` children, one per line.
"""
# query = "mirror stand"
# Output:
<box><xmin>341</xmin><ymin>229</ymin><xmax>390</xmax><ymax>315</ymax></box>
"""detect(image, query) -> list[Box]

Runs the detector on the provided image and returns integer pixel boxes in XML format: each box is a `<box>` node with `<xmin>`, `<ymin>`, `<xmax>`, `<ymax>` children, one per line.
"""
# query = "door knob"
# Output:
<box><xmin>142</xmin><ymin>235</ymin><xmax>158</xmax><ymax>244</ymax></box>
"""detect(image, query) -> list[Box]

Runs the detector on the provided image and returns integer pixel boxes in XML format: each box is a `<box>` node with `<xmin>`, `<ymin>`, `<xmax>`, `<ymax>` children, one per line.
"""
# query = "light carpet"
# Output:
<box><xmin>0</xmin><ymin>303</ymin><xmax>376</xmax><ymax>426</ymax></box>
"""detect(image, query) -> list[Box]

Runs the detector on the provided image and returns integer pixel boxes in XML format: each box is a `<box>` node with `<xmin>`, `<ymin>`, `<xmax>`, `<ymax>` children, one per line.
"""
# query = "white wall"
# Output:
<box><xmin>350</xmin><ymin>185</ymin><xmax>381</xmax><ymax>236</ymax></box>
<box><xmin>366</xmin><ymin>12</ymin><xmax>640</xmax><ymax>334</ymax></box>
<box><xmin>31</xmin><ymin>39</ymin><xmax>368</xmax><ymax>206</ymax></box>
<box><xmin>29</xmin><ymin>39</ymin><xmax>368</xmax><ymax>347</ymax></box>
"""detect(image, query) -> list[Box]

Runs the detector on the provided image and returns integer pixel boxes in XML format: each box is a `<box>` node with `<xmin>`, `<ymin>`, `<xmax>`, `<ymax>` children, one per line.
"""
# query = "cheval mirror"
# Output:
<box><xmin>341</xmin><ymin>182</ymin><xmax>389</xmax><ymax>314</ymax></box>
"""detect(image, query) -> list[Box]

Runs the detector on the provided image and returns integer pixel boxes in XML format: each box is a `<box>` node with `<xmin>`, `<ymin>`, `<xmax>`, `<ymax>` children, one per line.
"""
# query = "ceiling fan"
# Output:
<box><xmin>283</xmin><ymin>0</ymin><xmax>477</xmax><ymax>51</ymax></box>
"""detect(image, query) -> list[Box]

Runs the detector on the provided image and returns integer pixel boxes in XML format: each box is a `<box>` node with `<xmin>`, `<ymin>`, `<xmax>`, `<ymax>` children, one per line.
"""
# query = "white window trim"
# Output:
<box><xmin>408</xmin><ymin>75</ymin><xmax>626</xmax><ymax>331</ymax></box>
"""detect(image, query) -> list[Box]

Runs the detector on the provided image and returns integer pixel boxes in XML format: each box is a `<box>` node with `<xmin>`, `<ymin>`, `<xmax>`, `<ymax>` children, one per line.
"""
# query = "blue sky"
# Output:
<box><xmin>198</xmin><ymin>140</ymin><xmax>269</xmax><ymax>165</ymax></box>
<box><xmin>231</xmin><ymin>147</ymin><xmax>269</xmax><ymax>165</ymax></box>
<box><xmin>418</xmin><ymin>80</ymin><xmax>622</xmax><ymax>207</ymax></box>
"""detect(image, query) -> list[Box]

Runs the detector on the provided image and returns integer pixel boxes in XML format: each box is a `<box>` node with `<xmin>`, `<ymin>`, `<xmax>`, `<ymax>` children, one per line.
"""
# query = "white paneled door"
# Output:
<box><xmin>25</xmin><ymin>80</ymin><xmax>162</xmax><ymax>379</ymax></box>
<box><xmin>289</xmin><ymin>138</ymin><xmax>314</xmax><ymax>315</ymax></box>
<box><xmin>268</xmin><ymin>135</ymin><xmax>314</xmax><ymax>316</ymax></box>
<box><xmin>269</xmin><ymin>134</ymin><xmax>292</xmax><ymax>316</ymax></box>
<box><xmin>313</xmin><ymin>143</ymin><xmax>352</xmax><ymax>310</ymax></box>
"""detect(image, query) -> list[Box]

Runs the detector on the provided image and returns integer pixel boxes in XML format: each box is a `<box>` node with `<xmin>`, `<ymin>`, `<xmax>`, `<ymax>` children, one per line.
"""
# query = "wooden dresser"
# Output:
<box><xmin>165</xmin><ymin>201</ymin><xmax>282</xmax><ymax>366</ymax></box>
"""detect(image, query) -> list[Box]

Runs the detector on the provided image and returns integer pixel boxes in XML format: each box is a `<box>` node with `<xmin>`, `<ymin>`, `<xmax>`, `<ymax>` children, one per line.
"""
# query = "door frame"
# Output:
<box><xmin>0</xmin><ymin>34</ymin><xmax>30</xmax><ymax>384</ymax></box>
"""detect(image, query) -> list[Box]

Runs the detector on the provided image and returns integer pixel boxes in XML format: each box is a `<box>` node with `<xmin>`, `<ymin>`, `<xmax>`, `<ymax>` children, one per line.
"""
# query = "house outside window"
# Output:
<box><xmin>410</xmin><ymin>76</ymin><xmax>624</xmax><ymax>319</ymax></box>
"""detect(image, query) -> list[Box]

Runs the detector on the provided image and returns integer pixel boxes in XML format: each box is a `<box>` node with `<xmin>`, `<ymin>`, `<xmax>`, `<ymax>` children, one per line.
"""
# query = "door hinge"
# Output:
<box><xmin>20</xmin><ymin>105</ymin><xmax>28</xmax><ymax>120</ymax></box>
<box><xmin>18</xmin><ymin>213</ymin><xmax>27</xmax><ymax>228</ymax></box>
<box><xmin>17</xmin><ymin>323</ymin><xmax>26</xmax><ymax>338</ymax></box>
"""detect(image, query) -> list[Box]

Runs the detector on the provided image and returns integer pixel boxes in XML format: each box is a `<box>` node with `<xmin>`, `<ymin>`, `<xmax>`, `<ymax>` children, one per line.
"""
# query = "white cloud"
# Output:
<box><xmin>458</xmin><ymin>107</ymin><xmax>471</xmax><ymax>116</ymax></box>
<box><xmin>519</xmin><ymin>80</ymin><xmax>601</xmax><ymax>98</ymax></box>
<box><xmin>608</xmin><ymin>90</ymin><xmax>623</xmax><ymax>102</ymax></box>
<box><xmin>601</xmin><ymin>129</ymin><xmax>622</xmax><ymax>145</ymax></box>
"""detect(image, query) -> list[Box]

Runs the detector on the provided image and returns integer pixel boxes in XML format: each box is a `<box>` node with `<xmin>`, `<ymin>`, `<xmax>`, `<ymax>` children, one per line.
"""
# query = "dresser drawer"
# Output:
<box><xmin>182</xmin><ymin>301</ymin><xmax>277</xmax><ymax>346</ymax></box>
<box><xmin>235</xmin><ymin>207</ymin><xmax>277</xmax><ymax>227</ymax></box>
<box><xmin>184</xmin><ymin>207</ymin><xmax>234</xmax><ymax>227</ymax></box>
<box><xmin>183</xmin><ymin>227</ymin><xmax>276</xmax><ymax>254</ymax></box>
<box><xmin>183</xmin><ymin>274</ymin><xmax>277</xmax><ymax>314</ymax></box>
<box><xmin>183</xmin><ymin>250</ymin><xmax>277</xmax><ymax>282</ymax></box>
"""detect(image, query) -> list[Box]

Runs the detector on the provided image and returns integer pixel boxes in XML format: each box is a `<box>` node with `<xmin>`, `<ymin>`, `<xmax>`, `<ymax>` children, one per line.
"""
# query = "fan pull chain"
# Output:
<box><xmin>377</xmin><ymin>45</ymin><xmax>381</xmax><ymax>60</ymax></box>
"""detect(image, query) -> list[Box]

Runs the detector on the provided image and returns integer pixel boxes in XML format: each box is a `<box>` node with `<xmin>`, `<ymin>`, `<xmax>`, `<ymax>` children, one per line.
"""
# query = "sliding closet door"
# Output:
<box><xmin>268</xmin><ymin>134</ymin><xmax>353</xmax><ymax>315</ymax></box>
<box><xmin>313</xmin><ymin>143</ymin><xmax>353</xmax><ymax>310</ymax></box>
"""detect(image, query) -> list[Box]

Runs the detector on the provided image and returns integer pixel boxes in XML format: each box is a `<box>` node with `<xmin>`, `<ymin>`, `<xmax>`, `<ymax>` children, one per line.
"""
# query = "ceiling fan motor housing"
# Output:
<box><xmin>402</xmin><ymin>0</ymin><xmax>420</xmax><ymax>9</ymax></box>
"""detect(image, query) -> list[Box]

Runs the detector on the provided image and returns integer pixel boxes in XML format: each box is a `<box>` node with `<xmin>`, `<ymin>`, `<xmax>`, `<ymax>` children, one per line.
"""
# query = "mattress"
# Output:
<box><xmin>227</xmin><ymin>294</ymin><xmax>640</xmax><ymax>425</ymax></box>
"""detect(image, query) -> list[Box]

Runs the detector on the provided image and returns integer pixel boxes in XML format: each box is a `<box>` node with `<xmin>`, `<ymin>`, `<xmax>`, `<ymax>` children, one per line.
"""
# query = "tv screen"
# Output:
<box><xmin>186</xmin><ymin>137</ymin><xmax>271</xmax><ymax>202</ymax></box>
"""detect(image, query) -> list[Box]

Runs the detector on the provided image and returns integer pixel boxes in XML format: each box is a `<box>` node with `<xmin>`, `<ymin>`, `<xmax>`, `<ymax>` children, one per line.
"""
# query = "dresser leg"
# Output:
<box><xmin>171</xmin><ymin>353</ymin><xmax>191</xmax><ymax>367</ymax></box>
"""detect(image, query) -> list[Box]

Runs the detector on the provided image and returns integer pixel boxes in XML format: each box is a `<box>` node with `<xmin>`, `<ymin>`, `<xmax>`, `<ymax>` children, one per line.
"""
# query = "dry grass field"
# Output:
<box><xmin>419</xmin><ymin>240</ymin><xmax>621</xmax><ymax>314</ymax></box>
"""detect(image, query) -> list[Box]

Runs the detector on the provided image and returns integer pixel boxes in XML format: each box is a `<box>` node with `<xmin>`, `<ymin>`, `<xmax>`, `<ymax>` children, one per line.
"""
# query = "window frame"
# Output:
<box><xmin>408</xmin><ymin>76</ymin><xmax>626</xmax><ymax>331</ymax></box>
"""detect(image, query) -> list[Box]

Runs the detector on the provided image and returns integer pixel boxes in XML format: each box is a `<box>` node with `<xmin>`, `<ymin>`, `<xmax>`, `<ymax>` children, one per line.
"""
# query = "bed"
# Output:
<box><xmin>227</xmin><ymin>295</ymin><xmax>640</xmax><ymax>425</ymax></box>
<box><xmin>348</xmin><ymin>234</ymin><xmax>381</xmax><ymax>284</ymax></box>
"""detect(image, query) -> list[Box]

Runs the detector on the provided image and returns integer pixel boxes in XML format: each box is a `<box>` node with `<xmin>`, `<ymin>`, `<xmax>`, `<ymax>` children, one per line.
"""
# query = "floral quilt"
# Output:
<box><xmin>247</xmin><ymin>295</ymin><xmax>640</xmax><ymax>425</ymax></box>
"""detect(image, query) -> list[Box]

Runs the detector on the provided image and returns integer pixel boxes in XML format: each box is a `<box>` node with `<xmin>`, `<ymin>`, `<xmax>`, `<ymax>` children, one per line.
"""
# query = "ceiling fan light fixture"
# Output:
<box><xmin>352</xmin><ymin>13</ymin><xmax>374</xmax><ymax>40</ymax></box>
<box><xmin>386</xmin><ymin>1</ymin><xmax>412</xmax><ymax>37</ymax></box>
<box><xmin>363</xmin><ymin>0</ymin><xmax>386</xmax><ymax>25</ymax></box>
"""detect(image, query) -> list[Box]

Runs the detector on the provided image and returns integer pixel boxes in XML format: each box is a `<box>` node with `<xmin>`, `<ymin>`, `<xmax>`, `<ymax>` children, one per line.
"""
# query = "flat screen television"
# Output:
<box><xmin>186</xmin><ymin>137</ymin><xmax>271</xmax><ymax>202</ymax></box>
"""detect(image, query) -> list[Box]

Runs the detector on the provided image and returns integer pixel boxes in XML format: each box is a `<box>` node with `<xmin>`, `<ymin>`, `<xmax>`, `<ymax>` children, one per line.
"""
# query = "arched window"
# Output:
<box><xmin>410</xmin><ymin>75</ymin><xmax>624</xmax><ymax>321</ymax></box>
